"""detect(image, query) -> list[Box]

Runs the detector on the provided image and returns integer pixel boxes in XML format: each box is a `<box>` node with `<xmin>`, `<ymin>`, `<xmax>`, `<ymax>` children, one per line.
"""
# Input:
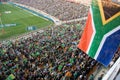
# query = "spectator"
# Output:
<box><xmin>89</xmin><ymin>74</ymin><xmax>94</xmax><ymax>80</ymax></box>
<box><xmin>98</xmin><ymin>74</ymin><xmax>104</xmax><ymax>80</ymax></box>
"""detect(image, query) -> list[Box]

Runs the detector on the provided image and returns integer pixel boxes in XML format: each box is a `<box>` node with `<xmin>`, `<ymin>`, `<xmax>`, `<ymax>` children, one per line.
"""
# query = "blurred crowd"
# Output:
<box><xmin>0</xmin><ymin>22</ymin><xmax>98</xmax><ymax>80</ymax></box>
<box><xmin>9</xmin><ymin>0</ymin><xmax>89</xmax><ymax>21</ymax></box>
<box><xmin>109</xmin><ymin>46</ymin><xmax>120</xmax><ymax>67</ymax></box>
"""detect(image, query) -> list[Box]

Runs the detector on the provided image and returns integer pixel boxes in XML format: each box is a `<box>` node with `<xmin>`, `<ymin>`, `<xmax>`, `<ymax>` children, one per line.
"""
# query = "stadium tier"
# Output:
<box><xmin>9</xmin><ymin>0</ymin><xmax>89</xmax><ymax>21</ymax></box>
<box><xmin>0</xmin><ymin>0</ymin><xmax>120</xmax><ymax>80</ymax></box>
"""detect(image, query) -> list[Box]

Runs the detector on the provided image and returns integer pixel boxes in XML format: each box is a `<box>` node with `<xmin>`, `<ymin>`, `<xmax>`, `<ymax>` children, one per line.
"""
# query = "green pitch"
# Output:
<box><xmin>0</xmin><ymin>3</ymin><xmax>53</xmax><ymax>40</ymax></box>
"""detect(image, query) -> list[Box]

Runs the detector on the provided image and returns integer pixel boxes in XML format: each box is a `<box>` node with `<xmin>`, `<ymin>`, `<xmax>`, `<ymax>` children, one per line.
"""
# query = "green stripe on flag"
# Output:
<box><xmin>88</xmin><ymin>0</ymin><xmax>120</xmax><ymax>58</ymax></box>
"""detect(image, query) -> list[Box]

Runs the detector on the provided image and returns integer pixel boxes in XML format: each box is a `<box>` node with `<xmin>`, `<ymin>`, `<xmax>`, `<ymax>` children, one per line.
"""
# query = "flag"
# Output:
<box><xmin>78</xmin><ymin>0</ymin><xmax>120</xmax><ymax>66</ymax></box>
<box><xmin>58</xmin><ymin>65</ymin><xmax>63</xmax><ymax>71</ymax></box>
<box><xmin>6</xmin><ymin>74</ymin><xmax>15</xmax><ymax>80</ymax></box>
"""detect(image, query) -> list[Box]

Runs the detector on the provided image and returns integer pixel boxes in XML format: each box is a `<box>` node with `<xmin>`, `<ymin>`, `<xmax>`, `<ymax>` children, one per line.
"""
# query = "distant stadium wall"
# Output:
<box><xmin>8</xmin><ymin>2</ymin><xmax>54</xmax><ymax>22</ymax></box>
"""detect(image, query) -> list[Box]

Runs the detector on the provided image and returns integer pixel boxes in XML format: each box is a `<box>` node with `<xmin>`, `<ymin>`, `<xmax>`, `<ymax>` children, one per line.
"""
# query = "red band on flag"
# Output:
<box><xmin>78</xmin><ymin>11</ymin><xmax>94</xmax><ymax>53</ymax></box>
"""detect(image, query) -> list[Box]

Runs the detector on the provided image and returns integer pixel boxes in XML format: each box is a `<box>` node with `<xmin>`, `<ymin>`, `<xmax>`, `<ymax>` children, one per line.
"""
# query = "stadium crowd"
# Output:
<box><xmin>0</xmin><ymin>0</ymin><xmax>119</xmax><ymax>80</ymax></box>
<box><xmin>109</xmin><ymin>46</ymin><xmax>120</xmax><ymax>67</ymax></box>
<box><xmin>9</xmin><ymin>0</ymin><xmax>89</xmax><ymax>21</ymax></box>
<box><xmin>0</xmin><ymin>22</ymin><xmax>98</xmax><ymax>80</ymax></box>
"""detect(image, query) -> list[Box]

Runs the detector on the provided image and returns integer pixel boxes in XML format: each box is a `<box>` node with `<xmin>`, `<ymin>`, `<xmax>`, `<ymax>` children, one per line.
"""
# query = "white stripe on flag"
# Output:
<box><xmin>94</xmin><ymin>25</ymin><xmax>120</xmax><ymax>59</ymax></box>
<box><xmin>86</xmin><ymin>6</ymin><xmax>96</xmax><ymax>54</ymax></box>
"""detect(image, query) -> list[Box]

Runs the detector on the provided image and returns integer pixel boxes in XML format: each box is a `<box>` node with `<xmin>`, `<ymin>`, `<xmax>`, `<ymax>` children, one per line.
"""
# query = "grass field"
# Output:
<box><xmin>0</xmin><ymin>3</ymin><xmax>53</xmax><ymax>40</ymax></box>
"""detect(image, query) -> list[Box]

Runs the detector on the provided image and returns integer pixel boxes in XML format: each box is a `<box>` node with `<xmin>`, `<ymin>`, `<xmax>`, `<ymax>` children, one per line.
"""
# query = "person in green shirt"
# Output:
<box><xmin>89</xmin><ymin>74</ymin><xmax>94</xmax><ymax>80</ymax></box>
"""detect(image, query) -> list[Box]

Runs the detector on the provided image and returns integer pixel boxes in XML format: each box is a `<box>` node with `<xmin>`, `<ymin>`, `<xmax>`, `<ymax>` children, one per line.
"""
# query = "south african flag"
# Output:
<box><xmin>78</xmin><ymin>0</ymin><xmax>120</xmax><ymax>66</ymax></box>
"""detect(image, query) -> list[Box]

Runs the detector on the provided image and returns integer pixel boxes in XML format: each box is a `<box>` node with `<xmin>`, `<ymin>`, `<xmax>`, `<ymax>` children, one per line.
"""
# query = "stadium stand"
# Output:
<box><xmin>9</xmin><ymin>0</ymin><xmax>89</xmax><ymax>21</ymax></box>
<box><xmin>0</xmin><ymin>0</ymin><xmax>119</xmax><ymax>80</ymax></box>
<box><xmin>0</xmin><ymin>19</ymin><xmax>119</xmax><ymax>79</ymax></box>
<box><xmin>0</xmin><ymin>22</ymin><xmax>99</xmax><ymax>80</ymax></box>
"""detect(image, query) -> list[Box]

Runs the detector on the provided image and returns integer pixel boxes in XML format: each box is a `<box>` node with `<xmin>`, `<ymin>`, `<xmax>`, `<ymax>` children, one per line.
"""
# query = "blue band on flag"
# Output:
<box><xmin>97</xmin><ymin>29</ymin><xmax>120</xmax><ymax>66</ymax></box>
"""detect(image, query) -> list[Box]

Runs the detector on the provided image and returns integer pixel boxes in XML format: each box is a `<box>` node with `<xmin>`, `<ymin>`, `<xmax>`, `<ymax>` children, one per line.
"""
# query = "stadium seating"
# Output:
<box><xmin>9</xmin><ymin>0</ymin><xmax>89</xmax><ymax>21</ymax></box>
<box><xmin>0</xmin><ymin>0</ymin><xmax>119</xmax><ymax>80</ymax></box>
<box><xmin>0</xmin><ymin>22</ymin><xmax>99</xmax><ymax>80</ymax></box>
